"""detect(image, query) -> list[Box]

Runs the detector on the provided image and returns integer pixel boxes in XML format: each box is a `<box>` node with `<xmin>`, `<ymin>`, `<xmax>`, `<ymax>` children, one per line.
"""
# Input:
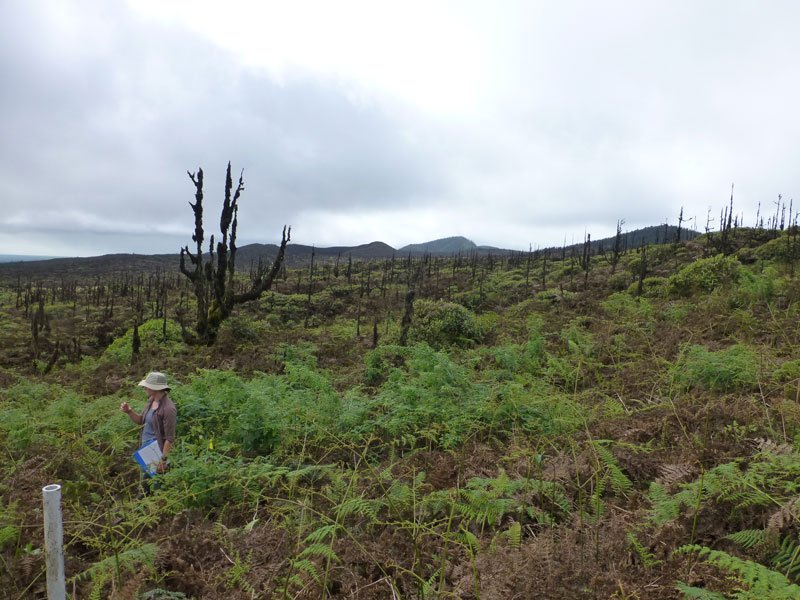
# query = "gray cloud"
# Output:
<box><xmin>1</xmin><ymin>1</ymin><xmax>800</xmax><ymax>256</ymax></box>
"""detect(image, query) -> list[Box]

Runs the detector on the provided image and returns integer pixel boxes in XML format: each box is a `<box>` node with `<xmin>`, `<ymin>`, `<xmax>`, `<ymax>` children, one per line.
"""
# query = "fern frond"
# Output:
<box><xmin>627</xmin><ymin>532</ymin><xmax>661</xmax><ymax>568</ymax></box>
<box><xmin>675</xmin><ymin>581</ymin><xmax>726</xmax><ymax>599</ymax></box>
<box><xmin>725</xmin><ymin>529</ymin><xmax>768</xmax><ymax>550</ymax></box>
<box><xmin>298</xmin><ymin>543</ymin><xmax>340</xmax><ymax>563</ymax></box>
<box><xmin>420</xmin><ymin>569</ymin><xmax>440</xmax><ymax>599</ymax></box>
<box><xmin>88</xmin><ymin>571</ymin><xmax>108</xmax><ymax>600</ymax></box>
<box><xmin>772</xmin><ymin>535</ymin><xmax>800</xmax><ymax>581</ymax></box>
<box><xmin>460</xmin><ymin>529</ymin><xmax>479</xmax><ymax>553</ymax></box>
<box><xmin>70</xmin><ymin>542</ymin><xmax>158</xmax><ymax>585</ymax></box>
<box><xmin>290</xmin><ymin>557</ymin><xmax>321</xmax><ymax>583</ymax></box>
<box><xmin>593</xmin><ymin>442</ymin><xmax>633</xmax><ymax>497</ymax></box>
<box><xmin>303</xmin><ymin>523</ymin><xmax>340</xmax><ymax>544</ymax></box>
<box><xmin>678</xmin><ymin>544</ymin><xmax>800</xmax><ymax>597</ymax></box>
<box><xmin>503</xmin><ymin>521</ymin><xmax>522</xmax><ymax>550</ymax></box>
<box><xmin>335</xmin><ymin>496</ymin><xmax>379</xmax><ymax>521</ymax></box>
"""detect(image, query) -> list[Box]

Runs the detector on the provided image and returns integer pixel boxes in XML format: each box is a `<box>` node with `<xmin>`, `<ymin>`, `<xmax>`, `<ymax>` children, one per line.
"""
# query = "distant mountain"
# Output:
<box><xmin>399</xmin><ymin>236</ymin><xmax>484</xmax><ymax>255</ymax></box>
<box><xmin>0</xmin><ymin>226</ymin><xmax>701</xmax><ymax>281</ymax></box>
<box><xmin>0</xmin><ymin>255</ymin><xmax>59</xmax><ymax>263</ymax></box>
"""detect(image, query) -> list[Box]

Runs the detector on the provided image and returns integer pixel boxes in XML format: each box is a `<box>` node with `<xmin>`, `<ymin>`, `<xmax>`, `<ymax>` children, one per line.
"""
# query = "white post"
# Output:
<box><xmin>42</xmin><ymin>484</ymin><xmax>66</xmax><ymax>600</ymax></box>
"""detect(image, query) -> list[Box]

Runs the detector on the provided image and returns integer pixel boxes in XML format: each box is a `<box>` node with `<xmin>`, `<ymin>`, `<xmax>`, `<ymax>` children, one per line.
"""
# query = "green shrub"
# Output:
<box><xmin>364</xmin><ymin>344</ymin><xmax>409</xmax><ymax>386</ymax></box>
<box><xmin>601</xmin><ymin>292</ymin><xmax>654</xmax><ymax>322</ymax></box>
<box><xmin>673</xmin><ymin>344</ymin><xmax>760</xmax><ymax>392</ymax></box>
<box><xmin>102</xmin><ymin>319</ymin><xmax>184</xmax><ymax>364</ymax></box>
<box><xmin>627</xmin><ymin>276</ymin><xmax>668</xmax><ymax>298</ymax></box>
<box><xmin>733</xmin><ymin>266</ymin><xmax>778</xmax><ymax>307</ymax></box>
<box><xmin>668</xmin><ymin>254</ymin><xmax>741</xmax><ymax>297</ymax></box>
<box><xmin>773</xmin><ymin>359</ymin><xmax>800</xmax><ymax>383</ymax></box>
<box><xmin>410</xmin><ymin>299</ymin><xmax>484</xmax><ymax>349</ymax></box>
<box><xmin>607</xmin><ymin>272</ymin><xmax>631</xmax><ymax>291</ymax></box>
<box><xmin>754</xmin><ymin>231</ymin><xmax>800</xmax><ymax>264</ymax></box>
<box><xmin>216</xmin><ymin>315</ymin><xmax>263</xmax><ymax>345</ymax></box>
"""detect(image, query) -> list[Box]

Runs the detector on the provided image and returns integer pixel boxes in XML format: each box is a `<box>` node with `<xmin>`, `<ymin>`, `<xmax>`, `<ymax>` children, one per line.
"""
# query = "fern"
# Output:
<box><xmin>649</xmin><ymin>452</ymin><xmax>800</xmax><ymax>527</ymax></box>
<box><xmin>290</xmin><ymin>557</ymin><xmax>321</xmax><ymax>584</ymax></box>
<box><xmin>88</xmin><ymin>570</ymin><xmax>109</xmax><ymax>600</ymax></box>
<box><xmin>297</xmin><ymin>542</ymin><xmax>340</xmax><ymax>563</ymax></box>
<box><xmin>725</xmin><ymin>529</ymin><xmax>769</xmax><ymax>550</ymax></box>
<box><xmin>772</xmin><ymin>536</ymin><xmax>800</xmax><ymax>581</ymax></box>
<box><xmin>303</xmin><ymin>523</ymin><xmax>340</xmax><ymax>544</ymax></box>
<box><xmin>0</xmin><ymin>525</ymin><xmax>19</xmax><ymax>550</ymax></box>
<box><xmin>335</xmin><ymin>496</ymin><xmax>380</xmax><ymax>522</ymax></box>
<box><xmin>627</xmin><ymin>532</ymin><xmax>662</xmax><ymax>568</ymax></box>
<box><xmin>69</xmin><ymin>542</ymin><xmax>158</xmax><ymax>588</ymax></box>
<box><xmin>592</xmin><ymin>441</ymin><xmax>633</xmax><ymax>497</ymax></box>
<box><xmin>675</xmin><ymin>582</ymin><xmax>727</xmax><ymax>599</ymax></box>
<box><xmin>677</xmin><ymin>544</ymin><xmax>800</xmax><ymax>599</ymax></box>
<box><xmin>649</xmin><ymin>481</ymin><xmax>681</xmax><ymax>525</ymax></box>
<box><xmin>503</xmin><ymin>521</ymin><xmax>522</xmax><ymax>550</ymax></box>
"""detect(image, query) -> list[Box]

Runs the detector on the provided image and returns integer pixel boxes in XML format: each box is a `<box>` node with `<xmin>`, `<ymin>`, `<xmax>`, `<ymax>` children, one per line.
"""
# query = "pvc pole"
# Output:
<box><xmin>42</xmin><ymin>484</ymin><xmax>66</xmax><ymax>600</ymax></box>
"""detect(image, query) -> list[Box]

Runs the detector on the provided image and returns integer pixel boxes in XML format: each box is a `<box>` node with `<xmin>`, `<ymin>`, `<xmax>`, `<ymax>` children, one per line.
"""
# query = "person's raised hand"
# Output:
<box><xmin>120</xmin><ymin>402</ymin><xmax>131</xmax><ymax>413</ymax></box>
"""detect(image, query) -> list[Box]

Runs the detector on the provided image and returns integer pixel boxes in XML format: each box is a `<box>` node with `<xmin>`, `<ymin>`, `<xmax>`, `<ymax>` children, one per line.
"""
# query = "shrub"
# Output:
<box><xmin>627</xmin><ymin>276</ymin><xmax>668</xmax><ymax>298</ymax></box>
<box><xmin>754</xmin><ymin>231</ymin><xmax>800</xmax><ymax>264</ymax></box>
<box><xmin>732</xmin><ymin>266</ymin><xmax>777</xmax><ymax>307</ymax></box>
<box><xmin>409</xmin><ymin>299</ymin><xmax>484</xmax><ymax>349</ymax></box>
<box><xmin>102</xmin><ymin>319</ymin><xmax>184</xmax><ymax>364</ymax></box>
<box><xmin>601</xmin><ymin>292</ymin><xmax>654</xmax><ymax>322</ymax></box>
<box><xmin>364</xmin><ymin>344</ymin><xmax>409</xmax><ymax>386</ymax></box>
<box><xmin>668</xmin><ymin>254</ymin><xmax>741</xmax><ymax>297</ymax></box>
<box><xmin>773</xmin><ymin>359</ymin><xmax>800</xmax><ymax>383</ymax></box>
<box><xmin>673</xmin><ymin>344</ymin><xmax>760</xmax><ymax>392</ymax></box>
<box><xmin>607</xmin><ymin>272</ymin><xmax>631</xmax><ymax>291</ymax></box>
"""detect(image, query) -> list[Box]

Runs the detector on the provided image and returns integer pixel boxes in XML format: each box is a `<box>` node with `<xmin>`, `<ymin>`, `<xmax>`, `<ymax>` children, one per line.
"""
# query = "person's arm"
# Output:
<box><xmin>119</xmin><ymin>402</ymin><xmax>144</xmax><ymax>425</ymax></box>
<box><xmin>157</xmin><ymin>403</ymin><xmax>177</xmax><ymax>472</ymax></box>
<box><xmin>161</xmin><ymin>440</ymin><xmax>173</xmax><ymax>458</ymax></box>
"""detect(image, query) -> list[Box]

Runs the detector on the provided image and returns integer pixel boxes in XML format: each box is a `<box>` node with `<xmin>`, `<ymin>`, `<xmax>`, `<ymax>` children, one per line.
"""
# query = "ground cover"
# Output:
<box><xmin>2</xmin><ymin>229</ymin><xmax>800</xmax><ymax>598</ymax></box>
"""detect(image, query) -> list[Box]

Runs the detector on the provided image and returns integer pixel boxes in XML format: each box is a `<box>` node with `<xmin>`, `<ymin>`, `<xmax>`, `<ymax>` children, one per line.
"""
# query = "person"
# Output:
<box><xmin>120</xmin><ymin>371</ymin><xmax>177</xmax><ymax>474</ymax></box>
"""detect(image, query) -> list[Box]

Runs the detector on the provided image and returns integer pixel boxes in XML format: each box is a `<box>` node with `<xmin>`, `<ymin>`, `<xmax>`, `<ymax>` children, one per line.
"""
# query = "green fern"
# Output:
<box><xmin>0</xmin><ymin>525</ymin><xmax>19</xmax><ymax>550</ymax></box>
<box><xmin>725</xmin><ymin>529</ymin><xmax>769</xmax><ymax>551</ymax></box>
<box><xmin>297</xmin><ymin>542</ymin><xmax>340</xmax><ymax>563</ymax></box>
<box><xmin>772</xmin><ymin>536</ymin><xmax>800</xmax><ymax>581</ymax></box>
<box><xmin>649</xmin><ymin>481</ymin><xmax>682</xmax><ymax>525</ymax></box>
<box><xmin>593</xmin><ymin>440</ymin><xmax>633</xmax><ymax>497</ymax></box>
<box><xmin>335</xmin><ymin>496</ymin><xmax>380</xmax><ymax>522</ymax></box>
<box><xmin>503</xmin><ymin>521</ymin><xmax>522</xmax><ymax>550</ymax></box>
<box><xmin>627</xmin><ymin>532</ymin><xmax>662</xmax><ymax>568</ymax></box>
<box><xmin>69</xmin><ymin>542</ymin><xmax>158</xmax><ymax>587</ymax></box>
<box><xmin>88</xmin><ymin>570</ymin><xmax>109</xmax><ymax>600</ymax></box>
<box><xmin>675</xmin><ymin>582</ymin><xmax>727</xmax><ymax>599</ymax></box>
<box><xmin>290</xmin><ymin>557</ymin><xmax>321</xmax><ymax>584</ymax></box>
<box><xmin>677</xmin><ymin>544</ymin><xmax>800</xmax><ymax>599</ymax></box>
<box><xmin>303</xmin><ymin>523</ymin><xmax>340</xmax><ymax>543</ymax></box>
<box><xmin>649</xmin><ymin>452</ymin><xmax>800</xmax><ymax>528</ymax></box>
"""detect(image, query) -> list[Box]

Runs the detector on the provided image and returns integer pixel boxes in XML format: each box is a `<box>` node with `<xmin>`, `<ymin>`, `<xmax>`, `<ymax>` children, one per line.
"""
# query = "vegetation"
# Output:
<box><xmin>4</xmin><ymin>218</ymin><xmax>800</xmax><ymax>598</ymax></box>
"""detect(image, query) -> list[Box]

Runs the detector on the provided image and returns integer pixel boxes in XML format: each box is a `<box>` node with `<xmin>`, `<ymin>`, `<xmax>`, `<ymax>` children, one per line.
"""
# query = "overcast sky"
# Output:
<box><xmin>1</xmin><ymin>1</ymin><xmax>799</xmax><ymax>257</ymax></box>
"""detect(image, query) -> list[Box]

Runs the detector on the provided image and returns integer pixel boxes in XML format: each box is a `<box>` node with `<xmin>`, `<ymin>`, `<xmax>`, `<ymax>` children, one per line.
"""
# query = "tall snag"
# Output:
<box><xmin>180</xmin><ymin>162</ymin><xmax>291</xmax><ymax>343</ymax></box>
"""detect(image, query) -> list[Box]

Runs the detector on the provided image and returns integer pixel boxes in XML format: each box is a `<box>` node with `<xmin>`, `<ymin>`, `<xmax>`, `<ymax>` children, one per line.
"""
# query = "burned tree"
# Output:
<box><xmin>180</xmin><ymin>162</ymin><xmax>290</xmax><ymax>343</ymax></box>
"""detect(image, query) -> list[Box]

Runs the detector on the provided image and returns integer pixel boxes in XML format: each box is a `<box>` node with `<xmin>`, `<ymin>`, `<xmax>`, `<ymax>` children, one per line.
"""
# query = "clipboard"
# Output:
<box><xmin>134</xmin><ymin>439</ymin><xmax>163</xmax><ymax>477</ymax></box>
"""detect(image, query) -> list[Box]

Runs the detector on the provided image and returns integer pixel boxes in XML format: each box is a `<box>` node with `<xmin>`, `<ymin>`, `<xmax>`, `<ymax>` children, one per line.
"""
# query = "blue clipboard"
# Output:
<box><xmin>134</xmin><ymin>439</ymin><xmax>163</xmax><ymax>477</ymax></box>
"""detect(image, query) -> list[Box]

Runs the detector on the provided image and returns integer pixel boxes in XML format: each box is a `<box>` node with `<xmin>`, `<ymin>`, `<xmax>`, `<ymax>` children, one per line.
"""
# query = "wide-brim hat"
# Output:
<box><xmin>138</xmin><ymin>371</ymin><xmax>170</xmax><ymax>391</ymax></box>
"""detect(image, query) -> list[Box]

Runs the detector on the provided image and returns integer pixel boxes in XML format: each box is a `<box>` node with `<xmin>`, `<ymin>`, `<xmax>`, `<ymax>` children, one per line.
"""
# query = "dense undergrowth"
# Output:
<box><xmin>3</xmin><ymin>228</ymin><xmax>800</xmax><ymax>598</ymax></box>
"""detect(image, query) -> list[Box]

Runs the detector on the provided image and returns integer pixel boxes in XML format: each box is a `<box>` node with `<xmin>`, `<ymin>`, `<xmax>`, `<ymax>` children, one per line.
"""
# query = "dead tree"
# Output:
<box><xmin>180</xmin><ymin>162</ymin><xmax>291</xmax><ymax>343</ymax></box>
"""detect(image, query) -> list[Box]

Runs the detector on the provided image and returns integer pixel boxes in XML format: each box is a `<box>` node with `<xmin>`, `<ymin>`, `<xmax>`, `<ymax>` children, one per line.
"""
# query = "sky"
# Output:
<box><xmin>1</xmin><ymin>1</ymin><xmax>799</xmax><ymax>257</ymax></box>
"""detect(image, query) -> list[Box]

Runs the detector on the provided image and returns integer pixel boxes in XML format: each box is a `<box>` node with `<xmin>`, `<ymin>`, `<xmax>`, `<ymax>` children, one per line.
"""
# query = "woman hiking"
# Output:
<box><xmin>120</xmin><ymin>371</ymin><xmax>177</xmax><ymax>474</ymax></box>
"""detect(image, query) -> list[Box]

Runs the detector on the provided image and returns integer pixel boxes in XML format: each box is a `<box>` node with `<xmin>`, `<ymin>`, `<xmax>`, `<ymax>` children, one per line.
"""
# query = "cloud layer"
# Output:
<box><xmin>1</xmin><ymin>1</ymin><xmax>799</xmax><ymax>256</ymax></box>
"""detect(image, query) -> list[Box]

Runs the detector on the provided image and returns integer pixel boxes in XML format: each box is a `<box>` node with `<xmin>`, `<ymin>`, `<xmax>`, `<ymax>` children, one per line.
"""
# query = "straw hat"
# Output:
<box><xmin>138</xmin><ymin>371</ymin><xmax>170</xmax><ymax>391</ymax></box>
